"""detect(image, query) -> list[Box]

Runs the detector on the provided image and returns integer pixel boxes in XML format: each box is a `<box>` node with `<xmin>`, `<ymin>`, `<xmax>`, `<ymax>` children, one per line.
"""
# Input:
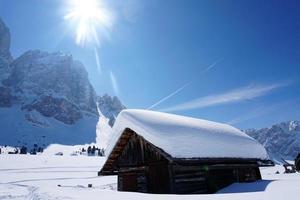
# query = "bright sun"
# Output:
<box><xmin>64</xmin><ymin>0</ymin><xmax>114</xmax><ymax>47</ymax></box>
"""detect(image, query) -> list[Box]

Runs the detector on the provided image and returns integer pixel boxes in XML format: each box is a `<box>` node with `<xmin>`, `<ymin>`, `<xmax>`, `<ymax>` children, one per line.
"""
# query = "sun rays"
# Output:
<box><xmin>64</xmin><ymin>0</ymin><xmax>114</xmax><ymax>47</ymax></box>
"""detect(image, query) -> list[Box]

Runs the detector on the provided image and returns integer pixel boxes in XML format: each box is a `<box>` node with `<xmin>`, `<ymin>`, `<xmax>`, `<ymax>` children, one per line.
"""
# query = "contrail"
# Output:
<box><xmin>147</xmin><ymin>82</ymin><xmax>191</xmax><ymax>110</ymax></box>
<box><xmin>146</xmin><ymin>59</ymin><xmax>221</xmax><ymax>110</ymax></box>
<box><xmin>202</xmin><ymin>59</ymin><xmax>220</xmax><ymax>73</ymax></box>
<box><xmin>160</xmin><ymin>82</ymin><xmax>290</xmax><ymax>112</ymax></box>
<box><xmin>202</xmin><ymin>60</ymin><xmax>219</xmax><ymax>73</ymax></box>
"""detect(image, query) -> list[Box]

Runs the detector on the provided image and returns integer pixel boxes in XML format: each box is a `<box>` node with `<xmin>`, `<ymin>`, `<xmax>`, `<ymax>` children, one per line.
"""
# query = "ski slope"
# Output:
<box><xmin>0</xmin><ymin>154</ymin><xmax>299</xmax><ymax>200</ymax></box>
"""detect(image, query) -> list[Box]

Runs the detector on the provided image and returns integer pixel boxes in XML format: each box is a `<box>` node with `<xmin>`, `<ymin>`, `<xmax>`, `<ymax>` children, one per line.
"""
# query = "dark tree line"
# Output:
<box><xmin>82</xmin><ymin>145</ymin><xmax>105</xmax><ymax>156</ymax></box>
<box><xmin>0</xmin><ymin>145</ymin><xmax>44</xmax><ymax>155</ymax></box>
<box><xmin>0</xmin><ymin>144</ymin><xmax>104</xmax><ymax>156</ymax></box>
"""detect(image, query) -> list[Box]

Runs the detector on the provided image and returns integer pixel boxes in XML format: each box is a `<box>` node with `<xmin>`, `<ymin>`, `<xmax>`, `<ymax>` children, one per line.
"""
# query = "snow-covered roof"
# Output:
<box><xmin>106</xmin><ymin>109</ymin><xmax>268</xmax><ymax>160</ymax></box>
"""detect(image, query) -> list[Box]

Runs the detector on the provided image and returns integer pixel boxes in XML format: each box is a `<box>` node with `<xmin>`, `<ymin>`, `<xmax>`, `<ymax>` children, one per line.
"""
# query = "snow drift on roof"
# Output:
<box><xmin>106</xmin><ymin>109</ymin><xmax>268</xmax><ymax>160</ymax></box>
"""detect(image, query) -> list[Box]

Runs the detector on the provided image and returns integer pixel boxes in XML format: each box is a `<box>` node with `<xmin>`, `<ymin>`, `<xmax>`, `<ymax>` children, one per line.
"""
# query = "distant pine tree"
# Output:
<box><xmin>98</xmin><ymin>148</ymin><xmax>105</xmax><ymax>156</ymax></box>
<box><xmin>30</xmin><ymin>148</ymin><xmax>37</xmax><ymax>155</ymax></box>
<box><xmin>20</xmin><ymin>146</ymin><xmax>27</xmax><ymax>154</ymax></box>
<box><xmin>92</xmin><ymin>146</ymin><xmax>96</xmax><ymax>155</ymax></box>
<box><xmin>98</xmin><ymin>149</ymin><xmax>102</xmax><ymax>156</ymax></box>
<box><xmin>37</xmin><ymin>147</ymin><xmax>43</xmax><ymax>153</ymax></box>
<box><xmin>87</xmin><ymin>146</ymin><xmax>92</xmax><ymax>155</ymax></box>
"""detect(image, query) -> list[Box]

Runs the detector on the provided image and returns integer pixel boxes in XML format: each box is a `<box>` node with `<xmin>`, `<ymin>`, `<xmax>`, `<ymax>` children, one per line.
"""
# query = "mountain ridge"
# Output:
<box><xmin>0</xmin><ymin>18</ymin><xmax>125</xmax><ymax>148</ymax></box>
<box><xmin>245</xmin><ymin>120</ymin><xmax>300</xmax><ymax>161</ymax></box>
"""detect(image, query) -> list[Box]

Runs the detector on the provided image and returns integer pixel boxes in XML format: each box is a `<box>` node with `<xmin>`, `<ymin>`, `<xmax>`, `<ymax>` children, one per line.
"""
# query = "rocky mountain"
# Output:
<box><xmin>0</xmin><ymin>18</ymin><xmax>125</xmax><ymax>148</ymax></box>
<box><xmin>3</xmin><ymin>50</ymin><xmax>98</xmax><ymax>123</ymax></box>
<box><xmin>245</xmin><ymin>121</ymin><xmax>300</xmax><ymax>161</ymax></box>
<box><xmin>97</xmin><ymin>94</ymin><xmax>125</xmax><ymax>126</ymax></box>
<box><xmin>0</xmin><ymin>18</ymin><xmax>12</xmax><ymax>82</ymax></box>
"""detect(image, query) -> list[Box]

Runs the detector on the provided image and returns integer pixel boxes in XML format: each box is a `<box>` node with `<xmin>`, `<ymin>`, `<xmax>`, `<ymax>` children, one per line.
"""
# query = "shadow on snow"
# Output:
<box><xmin>218</xmin><ymin>180</ymin><xmax>275</xmax><ymax>194</ymax></box>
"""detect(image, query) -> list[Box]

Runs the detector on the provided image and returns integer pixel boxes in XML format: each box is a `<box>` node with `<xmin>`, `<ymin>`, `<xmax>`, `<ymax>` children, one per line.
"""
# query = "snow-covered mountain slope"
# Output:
<box><xmin>96</xmin><ymin>109</ymin><xmax>113</xmax><ymax>149</ymax></box>
<box><xmin>0</xmin><ymin>18</ymin><xmax>125</xmax><ymax>148</ymax></box>
<box><xmin>245</xmin><ymin>121</ymin><xmax>300</xmax><ymax>160</ymax></box>
<box><xmin>0</xmin><ymin>106</ymin><xmax>98</xmax><ymax>147</ymax></box>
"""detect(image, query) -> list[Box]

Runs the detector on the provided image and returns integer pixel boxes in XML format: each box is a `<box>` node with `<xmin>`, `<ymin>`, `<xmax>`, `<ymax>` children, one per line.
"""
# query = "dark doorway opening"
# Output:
<box><xmin>148</xmin><ymin>162</ymin><xmax>170</xmax><ymax>193</ymax></box>
<box><xmin>121</xmin><ymin>173</ymin><xmax>138</xmax><ymax>192</ymax></box>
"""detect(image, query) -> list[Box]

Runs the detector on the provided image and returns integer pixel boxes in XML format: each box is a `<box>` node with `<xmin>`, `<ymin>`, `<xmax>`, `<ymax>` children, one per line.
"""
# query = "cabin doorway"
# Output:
<box><xmin>207</xmin><ymin>168</ymin><xmax>236</xmax><ymax>193</ymax></box>
<box><xmin>147</xmin><ymin>162</ymin><xmax>170</xmax><ymax>193</ymax></box>
<box><xmin>119</xmin><ymin>172</ymin><xmax>138</xmax><ymax>192</ymax></box>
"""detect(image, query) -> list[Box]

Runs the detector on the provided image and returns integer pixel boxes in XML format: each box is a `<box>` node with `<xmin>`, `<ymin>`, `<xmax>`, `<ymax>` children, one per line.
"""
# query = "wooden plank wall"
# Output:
<box><xmin>117</xmin><ymin>132</ymin><xmax>169</xmax><ymax>167</ymax></box>
<box><xmin>118</xmin><ymin>168</ymin><xmax>147</xmax><ymax>192</ymax></box>
<box><xmin>170</xmin><ymin>164</ymin><xmax>261</xmax><ymax>194</ymax></box>
<box><xmin>171</xmin><ymin>165</ymin><xmax>209</xmax><ymax>194</ymax></box>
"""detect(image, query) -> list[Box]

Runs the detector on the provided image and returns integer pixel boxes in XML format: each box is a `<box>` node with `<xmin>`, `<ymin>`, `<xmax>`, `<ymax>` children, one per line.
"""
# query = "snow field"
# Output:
<box><xmin>0</xmin><ymin>154</ymin><xmax>300</xmax><ymax>200</ymax></box>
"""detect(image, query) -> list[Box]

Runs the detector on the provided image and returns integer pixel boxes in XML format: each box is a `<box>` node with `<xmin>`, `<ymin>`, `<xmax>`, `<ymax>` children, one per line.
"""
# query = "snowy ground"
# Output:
<box><xmin>0</xmin><ymin>154</ymin><xmax>299</xmax><ymax>200</ymax></box>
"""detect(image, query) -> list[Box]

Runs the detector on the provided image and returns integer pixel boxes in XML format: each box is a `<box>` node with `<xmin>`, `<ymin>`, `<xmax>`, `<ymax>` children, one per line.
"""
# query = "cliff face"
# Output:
<box><xmin>0</xmin><ymin>18</ymin><xmax>12</xmax><ymax>62</ymax></box>
<box><xmin>0</xmin><ymin>18</ymin><xmax>13</xmax><ymax>107</ymax></box>
<box><xmin>0</xmin><ymin>18</ymin><xmax>13</xmax><ymax>84</ymax></box>
<box><xmin>4</xmin><ymin>50</ymin><xmax>99</xmax><ymax>124</ymax></box>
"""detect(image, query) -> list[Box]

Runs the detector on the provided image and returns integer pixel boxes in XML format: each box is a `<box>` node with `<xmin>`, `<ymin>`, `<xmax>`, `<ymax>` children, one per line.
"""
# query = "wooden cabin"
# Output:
<box><xmin>99</xmin><ymin>109</ymin><xmax>269</xmax><ymax>194</ymax></box>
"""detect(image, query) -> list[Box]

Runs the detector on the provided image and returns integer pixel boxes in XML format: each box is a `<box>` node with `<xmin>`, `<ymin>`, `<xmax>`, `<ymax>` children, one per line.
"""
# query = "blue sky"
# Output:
<box><xmin>0</xmin><ymin>0</ymin><xmax>299</xmax><ymax>129</ymax></box>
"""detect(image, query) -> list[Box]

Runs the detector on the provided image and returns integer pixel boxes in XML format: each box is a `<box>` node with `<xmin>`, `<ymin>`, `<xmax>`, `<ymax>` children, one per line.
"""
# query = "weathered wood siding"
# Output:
<box><xmin>116</xmin><ymin>129</ymin><xmax>171</xmax><ymax>193</ymax></box>
<box><xmin>171</xmin><ymin>165</ymin><xmax>208</xmax><ymax>194</ymax></box>
<box><xmin>147</xmin><ymin>162</ymin><xmax>170</xmax><ymax>193</ymax></box>
<box><xmin>170</xmin><ymin>164</ymin><xmax>262</xmax><ymax>194</ymax></box>
<box><xmin>117</xmin><ymin>130</ymin><xmax>169</xmax><ymax>167</ymax></box>
<box><xmin>118</xmin><ymin>167</ymin><xmax>147</xmax><ymax>192</ymax></box>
